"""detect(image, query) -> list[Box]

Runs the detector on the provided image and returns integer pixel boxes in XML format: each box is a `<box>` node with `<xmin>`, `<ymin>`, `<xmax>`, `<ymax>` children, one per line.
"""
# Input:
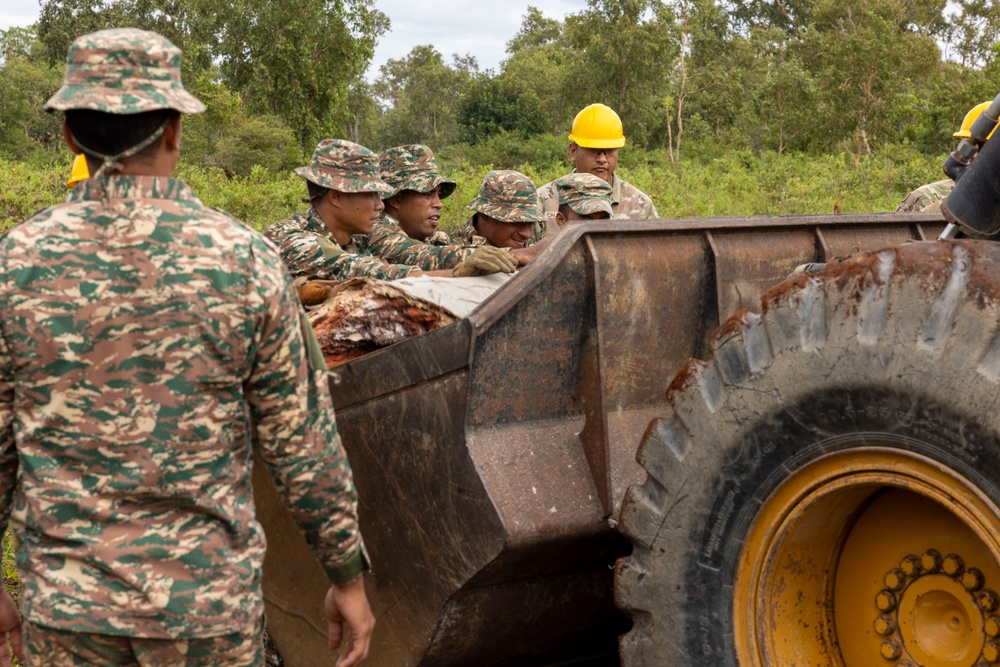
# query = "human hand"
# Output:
<box><xmin>325</xmin><ymin>577</ymin><xmax>374</xmax><ymax>667</ymax></box>
<box><xmin>0</xmin><ymin>589</ymin><xmax>22</xmax><ymax>667</ymax></box>
<box><xmin>453</xmin><ymin>246</ymin><xmax>517</xmax><ymax>277</ymax></box>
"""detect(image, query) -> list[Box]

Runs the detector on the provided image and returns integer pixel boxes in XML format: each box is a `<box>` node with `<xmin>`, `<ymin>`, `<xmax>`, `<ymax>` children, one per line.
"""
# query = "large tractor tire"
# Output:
<box><xmin>616</xmin><ymin>240</ymin><xmax>1000</xmax><ymax>667</ymax></box>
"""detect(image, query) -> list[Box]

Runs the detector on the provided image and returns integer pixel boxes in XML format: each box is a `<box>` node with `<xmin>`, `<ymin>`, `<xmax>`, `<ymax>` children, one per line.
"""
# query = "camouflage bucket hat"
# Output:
<box><xmin>45</xmin><ymin>28</ymin><xmax>205</xmax><ymax>114</ymax></box>
<box><xmin>379</xmin><ymin>145</ymin><xmax>456</xmax><ymax>199</ymax></box>
<box><xmin>296</xmin><ymin>139</ymin><xmax>394</xmax><ymax>196</ymax></box>
<box><xmin>555</xmin><ymin>173</ymin><xmax>614</xmax><ymax>216</ymax></box>
<box><xmin>467</xmin><ymin>170</ymin><xmax>544</xmax><ymax>223</ymax></box>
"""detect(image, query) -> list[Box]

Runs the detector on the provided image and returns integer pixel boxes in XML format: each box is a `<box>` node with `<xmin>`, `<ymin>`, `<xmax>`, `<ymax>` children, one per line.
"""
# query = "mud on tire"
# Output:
<box><xmin>616</xmin><ymin>240</ymin><xmax>1000</xmax><ymax>666</ymax></box>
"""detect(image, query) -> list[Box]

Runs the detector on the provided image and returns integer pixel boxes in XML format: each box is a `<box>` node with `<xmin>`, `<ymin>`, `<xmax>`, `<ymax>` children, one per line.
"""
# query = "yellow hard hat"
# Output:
<box><xmin>954</xmin><ymin>102</ymin><xmax>997</xmax><ymax>140</ymax></box>
<box><xmin>66</xmin><ymin>153</ymin><xmax>89</xmax><ymax>188</ymax></box>
<box><xmin>568</xmin><ymin>103</ymin><xmax>626</xmax><ymax>149</ymax></box>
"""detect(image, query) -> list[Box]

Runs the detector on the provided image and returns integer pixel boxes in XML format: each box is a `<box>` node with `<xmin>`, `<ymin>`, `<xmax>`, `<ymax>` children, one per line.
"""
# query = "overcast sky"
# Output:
<box><xmin>0</xmin><ymin>0</ymin><xmax>588</xmax><ymax>77</ymax></box>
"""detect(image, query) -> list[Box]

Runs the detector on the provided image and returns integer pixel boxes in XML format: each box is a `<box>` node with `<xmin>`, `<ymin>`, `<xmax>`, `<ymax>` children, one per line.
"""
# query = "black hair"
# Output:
<box><xmin>306</xmin><ymin>180</ymin><xmax>330</xmax><ymax>203</ymax></box>
<box><xmin>64</xmin><ymin>108</ymin><xmax>178</xmax><ymax>160</ymax></box>
<box><xmin>558</xmin><ymin>203</ymin><xmax>574</xmax><ymax>218</ymax></box>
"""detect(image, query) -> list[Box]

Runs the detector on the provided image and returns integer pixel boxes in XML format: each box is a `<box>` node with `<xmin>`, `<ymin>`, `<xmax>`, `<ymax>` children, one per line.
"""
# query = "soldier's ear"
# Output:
<box><xmin>162</xmin><ymin>114</ymin><xmax>182</xmax><ymax>154</ymax></box>
<box><xmin>555</xmin><ymin>211</ymin><xmax>566</xmax><ymax>228</ymax></box>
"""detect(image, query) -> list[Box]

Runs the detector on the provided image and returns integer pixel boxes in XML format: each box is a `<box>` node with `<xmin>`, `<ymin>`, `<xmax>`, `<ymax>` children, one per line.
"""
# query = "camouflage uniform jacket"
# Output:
<box><xmin>264</xmin><ymin>208</ymin><xmax>416</xmax><ymax>281</ymax></box>
<box><xmin>0</xmin><ymin>175</ymin><xmax>365</xmax><ymax>639</ymax></box>
<box><xmin>896</xmin><ymin>179</ymin><xmax>954</xmax><ymax>213</ymax></box>
<box><xmin>536</xmin><ymin>172</ymin><xmax>658</xmax><ymax>237</ymax></box>
<box><xmin>367</xmin><ymin>214</ymin><xmax>476</xmax><ymax>270</ymax></box>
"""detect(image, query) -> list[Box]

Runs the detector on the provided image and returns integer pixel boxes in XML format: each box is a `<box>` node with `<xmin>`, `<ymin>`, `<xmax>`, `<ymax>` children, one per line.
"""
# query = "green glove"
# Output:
<box><xmin>453</xmin><ymin>245</ymin><xmax>518</xmax><ymax>277</ymax></box>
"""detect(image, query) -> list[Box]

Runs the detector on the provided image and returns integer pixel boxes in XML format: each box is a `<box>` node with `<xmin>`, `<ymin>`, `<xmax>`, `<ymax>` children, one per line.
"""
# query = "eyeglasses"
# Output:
<box><xmin>579</xmin><ymin>147</ymin><xmax>619</xmax><ymax>158</ymax></box>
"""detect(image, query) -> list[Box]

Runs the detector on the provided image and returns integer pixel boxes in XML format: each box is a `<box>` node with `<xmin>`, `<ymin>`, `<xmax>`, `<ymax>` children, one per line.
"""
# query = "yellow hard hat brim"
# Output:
<box><xmin>569</xmin><ymin>135</ymin><xmax>626</xmax><ymax>149</ymax></box>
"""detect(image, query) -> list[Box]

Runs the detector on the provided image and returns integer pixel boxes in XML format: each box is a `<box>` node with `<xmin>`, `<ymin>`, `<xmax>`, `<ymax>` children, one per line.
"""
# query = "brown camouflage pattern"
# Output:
<box><xmin>896</xmin><ymin>179</ymin><xmax>954</xmax><ymax>213</ymax></box>
<box><xmin>467</xmin><ymin>170</ymin><xmax>544</xmax><ymax>223</ymax></box>
<box><xmin>368</xmin><ymin>215</ymin><xmax>477</xmax><ymax>270</ymax></box>
<box><xmin>537</xmin><ymin>171</ymin><xmax>658</xmax><ymax>237</ymax></box>
<box><xmin>265</xmin><ymin>208</ymin><xmax>417</xmax><ymax>281</ymax></box>
<box><xmin>379</xmin><ymin>145</ymin><xmax>456</xmax><ymax>199</ymax></box>
<box><xmin>295</xmin><ymin>139</ymin><xmax>393</xmax><ymax>196</ymax></box>
<box><xmin>45</xmin><ymin>28</ymin><xmax>204</xmax><ymax>115</ymax></box>
<box><xmin>0</xmin><ymin>175</ymin><xmax>365</xmax><ymax>639</ymax></box>
<box><xmin>24</xmin><ymin>618</ymin><xmax>263</xmax><ymax>666</ymax></box>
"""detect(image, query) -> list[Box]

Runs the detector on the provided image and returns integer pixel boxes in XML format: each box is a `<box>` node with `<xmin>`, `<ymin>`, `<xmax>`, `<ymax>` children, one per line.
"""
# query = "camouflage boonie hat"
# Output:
<box><xmin>467</xmin><ymin>170</ymin><xmax>544</xmax><ymax>223</ymax></box>
<box><xmin>296</xmin><ymin>139</ymin><xmax>393</xmax><ymax>196</ymax></box>
<box><xmin>379</xmin><ymin>145</ymin><xmax>456</xmax><ymax>199</ymax></box>
<box><xmin>45</xmin><ymin>28</ymin><xmax>204</xmax><ymax>114</ymax></box>
<box><xmin>554</xmin><ymin>174</ymin><xmax>613</xmax><ymax>216</ymax></box>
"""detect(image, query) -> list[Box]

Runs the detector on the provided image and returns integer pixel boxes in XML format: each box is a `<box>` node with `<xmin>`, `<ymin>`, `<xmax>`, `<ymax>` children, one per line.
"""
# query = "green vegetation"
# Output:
<box><xmin>2</xmin><ymin>135</ymin><xmax>937</xmax><ymax>236</ymax></box>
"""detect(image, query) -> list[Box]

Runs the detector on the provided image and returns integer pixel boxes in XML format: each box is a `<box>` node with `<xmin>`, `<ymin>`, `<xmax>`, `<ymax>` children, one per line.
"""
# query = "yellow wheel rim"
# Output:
<box><xmin>734</xmin><ymin>447</ymin><xmax>1000</xmax><ymax>667</ymax></box>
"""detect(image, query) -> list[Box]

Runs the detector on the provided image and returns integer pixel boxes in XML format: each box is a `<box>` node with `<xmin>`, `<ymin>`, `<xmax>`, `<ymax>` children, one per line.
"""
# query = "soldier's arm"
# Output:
<box><xmin>243</xmin><ymin>235</ymin><xmax>368</xmax><ymax>583</ymax></box>
<box><xmin>279</xmin><ymin>232</ymin><xmax>417</xmax><ymax>281</ymax></box>
<box><xmin>369</xmin><ymin>225</ymin><xmax>474</xmax><ymax>270</ymax></box>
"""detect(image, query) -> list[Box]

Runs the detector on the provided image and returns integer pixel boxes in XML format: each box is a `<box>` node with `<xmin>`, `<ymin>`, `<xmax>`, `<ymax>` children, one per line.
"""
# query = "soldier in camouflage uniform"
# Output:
<box><xmin>453</xmin><ymin>170</ymin><xmax>545</xmax><ymax>256</ymax></box>
<box><xmin>536</xmin><ymin>104</ymin><xmax>657</xmax><ymax>238</ymax></box>
<box><xmin>895</xmin><ymin>179</ymin><xmax>954</xmax><ymax>213</ymax></box>
<box><xmin>266</xmin><ymin>141</ymin><xmax>515</xmax><ymax>281</ymax></box>
<box><xmin>0</xmin><ymin>28</ymin><xmax>373</xmax><ymax>666</ymax></box>
<box><xmin>549</xmin><ymin>173</ymin><xmax>613</xmax><ymax>228</ymax></box>
<box><xmin>371</xmin><ymin>145</ymin><xmax>516</xmax><ymax>273</ymax></box>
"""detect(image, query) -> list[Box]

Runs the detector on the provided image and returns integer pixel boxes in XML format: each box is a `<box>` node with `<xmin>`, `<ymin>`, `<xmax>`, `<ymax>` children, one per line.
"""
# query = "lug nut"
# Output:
<box><xmin>876</xmin><ymin>589</ymin><xmax>898</xmax><ymax>613</ymax></box>
<box><xmin>898</xmin><ymin>662</ymin><xmax>916</xmax><ymax>667</ymax></box>
<box><xmin>921</xmin><ymin>549</ymin><xmax>943</xmax><ymax>573</ymax></box>
<box><xmin>943</xmin><ymin>553</ymin><xmax>966</xmax><ymax>577</ymax></box>
<box><xmin>964</xmin><ymin>567</ymin><xmax>986</xmax><ymax>592</ymax></box>
<box><xmin>986</xmin><ymin>615</ymin><xmax>1000</xmax><ymax>638</ymax></box>
<box><xmin>874</xmin><ymin>615</ymin><xmax>897</xmax><ymax>636</ymax></box>
<box><xmin>979</xmin><ymin>589</ymin><xmax>1000</xmax><ymax>613</ymax></box>
<box><xmin>885</xmin><ymin>568</ymin><xmax>907</xmax><ymax>591</ymax></box>
<box><xmin>984</xmin><ymin>641</ymin><xmax>1000</xmax><ymax>663</ymax></box>
<box><xmin>900</xmin><ymin>554</ymin><xmax>922</xmax><ymax>577</ymax></box>
<box><xmin>881</xmin><ymin>640</ymin><xmax>903</xmax><ymax>660</ymax></box>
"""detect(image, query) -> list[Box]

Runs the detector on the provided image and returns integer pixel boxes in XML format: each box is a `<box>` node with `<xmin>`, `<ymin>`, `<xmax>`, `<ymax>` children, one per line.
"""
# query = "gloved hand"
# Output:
<box><xmin>453</xmin><ymin>246</ymin><xmax>518</xmax><ymax>277</ymax></box>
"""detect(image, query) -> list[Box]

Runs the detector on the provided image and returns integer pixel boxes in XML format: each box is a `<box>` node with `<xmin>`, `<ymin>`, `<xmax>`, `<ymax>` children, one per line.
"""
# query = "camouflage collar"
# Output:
<box><xmin>67</xmin><ymin>175</ymin><xmax>201</xmax><ymax>204</ymax></box>
<box><xmin>379</xmin><ymin>214</ymin><xmax>400</xmax><ymax>228</ymax></box>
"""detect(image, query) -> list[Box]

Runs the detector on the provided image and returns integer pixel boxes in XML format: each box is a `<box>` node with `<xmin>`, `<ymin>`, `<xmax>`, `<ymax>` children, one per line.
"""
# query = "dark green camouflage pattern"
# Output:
<box><xmin>368</xmin><ymin>215</ymin><xmax>476</xmax><ymax>270</ymax></box>
<box><xmin>0</xmin><ymin>175</ymin><xmax>365</xmax><ymax>639</ymax></box>
<box><xmin>467</xmin><ymin>170</ymin><xmax>544</xmax><ymax>223</ymax></box>
<box><xmin>379</xmin><ymin>145</ymin><xmax>456</xmax><ymax>199</ymax></box>
<box><xmin>553</xmin><ymin>173</ymin><xmax>613</xmax><ymax>216</ymax></box>
<box><xmin>265</xmin><ymin>208</ymin><xmax>416</xmax><ymax>281</ymax></box>
<box><xmin>44</xmin><ymin>28</ymin><xmax>204</xmax><ymax>114</ymax></box>
<box><xmin>296</xmin><ymin>139</ymin><xmax>393</xmax><ymax>195</ymax></box>
<box><xmin>24</xmin><ymin>618</ymin><xmax>263</xmax><ymax>665</ymax></box>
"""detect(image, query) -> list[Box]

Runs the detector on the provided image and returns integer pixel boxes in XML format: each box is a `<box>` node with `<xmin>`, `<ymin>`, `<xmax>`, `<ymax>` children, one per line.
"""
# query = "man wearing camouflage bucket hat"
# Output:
<box><xmin>366</xmin><ymin>144</ymin><xmax>517</xmax><ymax>275</ymax></box>
<box><xmin>452</xmin><ymin>170</ymin><xmax>547</xmax><ymax>257</ymax></box>
<box><xmin>266</xmin><ymin>139</ymin><xmax>515</xmax><ymax>280</ymax></box>
<box><xmin>0</xmin><ymin>28</ymin><xmax>373</xmax><ymax>666</ymax></box>
<box><xmin>551</xmin><ymin>173</ymin><xmax>614</xmax><ymax>228</ymax></box>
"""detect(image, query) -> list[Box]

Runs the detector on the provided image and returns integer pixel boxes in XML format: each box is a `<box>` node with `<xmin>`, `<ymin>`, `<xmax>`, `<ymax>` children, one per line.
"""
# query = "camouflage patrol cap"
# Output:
<box><xmin>379</xmin><ymin>145</ymin><xmax>456</xmax><ymax>199</ymax></box>
<box><xmin>467</xmin><ymin>170</ymin><xmax>544</xmax><ymax>223</ymax></box>
<box><xmin>296</xmin><ymin>139</ymin><xmax>393</xmax><ymax>196</ymax></box>
<box><xmin>554</xmin><ymin>173</ymin><xmax>613</xmax><ymax>216</ymax></box>
<box><xmin>45</xmin><ymin>28</ymin><xmax>204</xmax><ymax>115</ymax></box>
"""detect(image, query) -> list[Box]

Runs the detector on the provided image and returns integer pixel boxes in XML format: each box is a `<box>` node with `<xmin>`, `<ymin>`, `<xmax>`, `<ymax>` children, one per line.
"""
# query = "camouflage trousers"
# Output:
<box><xmin>22</xmin><ymin>619</ymin><xmax>265</xmax><ymax>667</ymax></box>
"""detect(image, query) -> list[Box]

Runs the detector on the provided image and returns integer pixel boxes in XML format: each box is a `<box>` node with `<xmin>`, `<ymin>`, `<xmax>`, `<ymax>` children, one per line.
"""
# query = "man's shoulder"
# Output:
<box><xmin>897</xmin><ymin>179</ymin><xmax>954</xmax><ymax>213</ymax></box>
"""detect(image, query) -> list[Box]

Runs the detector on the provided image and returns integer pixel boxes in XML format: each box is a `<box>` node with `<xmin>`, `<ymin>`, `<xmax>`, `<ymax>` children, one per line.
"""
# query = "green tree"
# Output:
<box><xmin>502</xmin><ymin>8</ymin><xmax>575</xmax><ymax>133</ymax></box>
<box><xmin>0</xmin><ymin>26</ymin><xmax>64</xmax><ymax>158</ymax></box>
<box><xmin>457</xmin><ymin>76</ymin><xmax>546</xmax><ymax>144</ymax></box>
<box><xmin>373</xmin><ymin>45</ymin><xmax>477</xmax><ymax>146</ymax></box>
<box><xmin>562</xmin><ymin>0</ymin><xmax>679</xmax><ymax>145</ymax></box>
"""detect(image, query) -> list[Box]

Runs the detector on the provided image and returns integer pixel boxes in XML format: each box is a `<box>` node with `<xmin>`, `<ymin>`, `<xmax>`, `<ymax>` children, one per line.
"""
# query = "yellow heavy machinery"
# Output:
<box><xmin>256</xmin><ymin>96</ymin><xmax>1000</xmax><ymax>667</ymax></box>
